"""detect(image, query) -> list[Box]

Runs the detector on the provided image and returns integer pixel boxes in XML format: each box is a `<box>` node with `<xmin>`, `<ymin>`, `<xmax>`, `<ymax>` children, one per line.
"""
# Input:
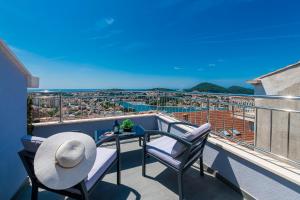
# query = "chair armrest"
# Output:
<box><xmin>144</xmin><ymin>130</ymin><xmax>192</xmax><ymax>147</ymax></box>
<box><xmin>96</xmin><ymin>134</ymin><xmax>120</xmax><ymax>151</ymax></box>
<box><xmin>167</xmin><ymin>121</ymin><xmax>199</xmax><ymax>133</ymax></box>
<box><xmin>96</xmin><ymin>135</ymin><xmax>113</xmax><ymax>146</ymax></box>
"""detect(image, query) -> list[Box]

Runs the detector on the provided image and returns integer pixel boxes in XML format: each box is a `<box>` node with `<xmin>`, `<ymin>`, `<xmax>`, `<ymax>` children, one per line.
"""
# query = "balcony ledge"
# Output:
<box><xmin>33</xmin><ymin>113</ymin><xmax>157</xmax><ymax>127</ymax></box>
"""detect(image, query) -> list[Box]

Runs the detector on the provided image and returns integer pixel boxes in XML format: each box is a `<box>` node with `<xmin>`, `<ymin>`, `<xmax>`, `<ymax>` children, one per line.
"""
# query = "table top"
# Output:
<box><xmin>94</xmin><ymin>125</ymin><xmax>145</xmax><ymax>142</ymax></box>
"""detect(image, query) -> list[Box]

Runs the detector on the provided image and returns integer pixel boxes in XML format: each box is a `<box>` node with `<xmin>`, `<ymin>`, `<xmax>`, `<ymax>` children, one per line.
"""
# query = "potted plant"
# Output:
<box><xmin>121</xmin><ymin>119</ymin><xmax>134</xmax><ymax>132</ymax></box>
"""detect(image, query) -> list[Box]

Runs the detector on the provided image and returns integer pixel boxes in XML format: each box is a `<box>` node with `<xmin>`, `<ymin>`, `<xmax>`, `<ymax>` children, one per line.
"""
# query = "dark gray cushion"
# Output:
<box><xmin>183</xmin><ymin>123</ymin><xmax>211</xmax><ymax>141</ymax></box>
<box><xmin>85</xmin><ymin>147</ymin><xmax>117</xmax><ymax>191</ymax></box>
<box><xmin>147</xmin><ymin>136</ymin><xmax>186</xmax><ymax>158</ymax></box>
<box><xmin>21</xmin><ymin>135</ymin><xmax>45</xmax><ymax>153</ymax></box>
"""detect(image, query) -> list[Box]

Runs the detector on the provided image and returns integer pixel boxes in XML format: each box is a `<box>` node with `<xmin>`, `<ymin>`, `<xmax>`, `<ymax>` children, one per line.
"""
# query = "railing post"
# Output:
<box><xmin>243</xmin><ymin>107</ymin><xmax>246</xmax><ymax>141</ymax></box>
<box><xmin>59</xmin><ymin>92</ymin><xmax>63</xmax><ymax>123</ymax></box>
<box><xmin>269</xmin><ymin>110</ymin><xmax>273</xmax><ymax>152</ymax></box>
<box><xmin>232</xmin><ymin>105</ymin><xmax>235</xmax><ymax>134</ymax></box>
<box><xmin>38</xmin><ymin>97</ymin><xmax>40</xmax><ymax>119</ymax></box>
<box><xmin>80</xmin><ymin>97</ymin><xmax>83</xmax><ymax>119</ymax></box>
<box><xmin>156</xmin><ymin>93</ymin><xmax>159</xmax><ymax>113</ymax></box>
<box><xmin>223</xmin><ymin>104</ymin><xmax>225</xmax><ymax>132</ymax></box>
<box><xmin>254</xmin><ymin>108</ymin><xmax>258</xmax><ymax>147</ymax></box>
<box><xmin>200</xmin><ymin>102</ymin><xmax>203</xmax><ymax>124</ymax></box>
<box><xmin>287</xmin><ymin>112</ymin><xmax>291</xmax><ymax>158</ymax></box>
<box><xmin>207</xmin><ymin>97</ymin><xmax>210</xmax><ymax>123</ymax></box>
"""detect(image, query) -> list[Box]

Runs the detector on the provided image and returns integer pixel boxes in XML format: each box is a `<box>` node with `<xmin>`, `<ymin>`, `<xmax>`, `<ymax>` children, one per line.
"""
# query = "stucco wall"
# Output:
<box><xmin>0</xmin><ymin>52</ymin><xmax>27</xmax><ymax>199</ymax></box>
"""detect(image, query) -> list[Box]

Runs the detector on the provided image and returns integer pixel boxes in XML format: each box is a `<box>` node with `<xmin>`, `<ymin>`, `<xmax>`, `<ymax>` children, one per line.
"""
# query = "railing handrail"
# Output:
<box><xmin>28</xmin><ymin>90</ymin><xmax>300</xmax><ymax>100</ymax></box>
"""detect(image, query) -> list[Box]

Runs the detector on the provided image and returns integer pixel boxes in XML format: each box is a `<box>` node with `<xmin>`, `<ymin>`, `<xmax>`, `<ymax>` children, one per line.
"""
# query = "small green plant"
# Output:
<box><xmin>121</xmin><ymin>119</ymin><xmax>134</xmax><ymax>131</ymax></box>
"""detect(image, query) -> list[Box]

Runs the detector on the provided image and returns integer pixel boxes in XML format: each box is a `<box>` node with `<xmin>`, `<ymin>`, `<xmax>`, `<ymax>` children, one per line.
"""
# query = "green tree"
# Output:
<box><xmin>27</xmin><ymin>96</ymin><xmax>34</xmax><ymax>135</ymax></box>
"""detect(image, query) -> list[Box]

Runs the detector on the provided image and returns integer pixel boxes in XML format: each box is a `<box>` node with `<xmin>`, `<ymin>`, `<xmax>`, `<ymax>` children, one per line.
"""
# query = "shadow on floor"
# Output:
<box><xmin>89</xmin><ymin>181</ymin><xmax>141</xmax><ymax>200</ymax></box>
<box><xmin>141</xmin><ymin>152</ymin><xmax>244</xmax><ymax>200</ymax></box>
<box><xmin>143</xmin><ymin>166</ymin><xmax>244</xmax><ymax>200</ymax></box>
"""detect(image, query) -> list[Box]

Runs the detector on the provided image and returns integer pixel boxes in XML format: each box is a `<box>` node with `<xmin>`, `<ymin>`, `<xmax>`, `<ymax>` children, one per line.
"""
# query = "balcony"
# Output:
<box><xmin>17</xmin><ymin>92</ymin><xmax>300</xmax><ymax>200</ymax></box>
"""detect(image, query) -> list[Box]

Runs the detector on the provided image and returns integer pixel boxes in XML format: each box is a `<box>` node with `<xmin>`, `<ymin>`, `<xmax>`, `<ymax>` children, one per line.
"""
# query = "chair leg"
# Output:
<box><xmin>139</xmin><ymin>137</ymin><xmax>142</xmax><ymax>147</ymax></box>
<box><xmin>178</xmin><ymin>172</ymin><xmax>183</xmax><ymax>200</ymax></box>
<box><xmin>142</xmin><ymin>153</ymin><xmax>146</xmax><ymax>176</ymax></box>
<box><xmin>82</xmin><ymin>195</ymin><xmax>89</xmax><ymax>200</ymax></box>
<box><xmin>117</xmin><ymin>158</ymin><xmax>121</xmax><ymax>185</ymax></box>
<box><xmin>200</xmin><ymin>157</ymin><xmax>204</xmax><ymax>176</ymax></box>
<box><xmin>81</xmin><ymin>190</ymin><xmax>89</xmax><ymax>200</ymax></box>
<box><xmin>31</xmin><ymin>184</ymin><xmax>38</xmax><ymax>200</ymax></box>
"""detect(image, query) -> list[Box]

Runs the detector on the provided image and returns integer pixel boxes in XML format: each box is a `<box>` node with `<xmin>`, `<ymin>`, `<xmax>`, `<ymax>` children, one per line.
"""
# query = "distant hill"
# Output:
<box><xmin>185</xmin><ymin>82</ymin><xmax>254</xmax><ymax>94</ymax></box>
<box><xmin>227</xmin><ymin>86</ymin><xmax>254</xmax><ymax>94</ymax></box>
<box><xmin>149</xmin><ymin>88</ymin><xmax>176</xmax><ymax>92</ymax></box>
<box><xmin>186</xmin><ymin>82</ymin><xmax>228</xmax><ymax>93</ymax></box>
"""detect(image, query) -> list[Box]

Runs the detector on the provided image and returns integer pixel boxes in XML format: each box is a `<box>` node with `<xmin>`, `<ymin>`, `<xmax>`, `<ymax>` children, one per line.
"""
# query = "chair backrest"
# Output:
<box><xmin>183</xmin><ymin>123</ymin><xmax>211</xmax><ymax>142</ymax></box>
<box><xmin>184</xmin><ymin>130</ymin><xmax>210</xmax><ymax>168</ymax></box>
<box><xmin>19</xmin><ymin>135</ymin><xmax>46</xmax><ymax>183</ymax></box>
<box><xmin>21</xmin><ymin>135</ymin><xmax>45</xmax><ymax>153</ymax></box>
<box><xmin>190</xmin><ymin>130</ymin><xmax>210</xmax><ymax>156</ymax></box>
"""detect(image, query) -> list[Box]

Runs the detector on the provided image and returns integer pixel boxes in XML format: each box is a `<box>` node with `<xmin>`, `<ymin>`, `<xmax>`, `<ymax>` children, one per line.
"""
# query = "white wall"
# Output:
<box><xmin>0</xmin><ymin>52</ymin><xmax>27</xmax><ymax>200</ymax></box>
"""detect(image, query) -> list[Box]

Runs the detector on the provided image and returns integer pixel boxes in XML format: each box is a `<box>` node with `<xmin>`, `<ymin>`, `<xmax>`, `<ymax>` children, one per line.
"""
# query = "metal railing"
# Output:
<box><xmin>28</xmin><ymin>91</ymin><xmax>300</xmax><ymax>166</ymax></box>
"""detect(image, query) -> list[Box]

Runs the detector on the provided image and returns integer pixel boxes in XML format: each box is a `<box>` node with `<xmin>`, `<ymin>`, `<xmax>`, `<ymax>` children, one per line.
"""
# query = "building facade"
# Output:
<box><xmin>0</xmin><ymin>40</ymin><xmax>39</xmax><ymax>199</ymax></box>
<box><xmin>248</xmin><ymin>61</ymin><xmax>300</xmax><ymax>163</ymax></box>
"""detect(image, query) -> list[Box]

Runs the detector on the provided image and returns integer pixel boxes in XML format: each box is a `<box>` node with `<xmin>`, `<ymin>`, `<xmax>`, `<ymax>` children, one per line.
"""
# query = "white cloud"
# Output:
<box><xmin>174</xmin><ymin>66</ymin><xmax>184</xmax><ymax>70</ymax></box>
<box><xmin>208</xmin><ymin>63</ymin><xmax>216</xmax><ymax>68</ymax></box>
<box><xmin>95</xmin><ymin>17</ymin><xmax>115</xmax><ymax>29</ymax></box>
<box><xmin>105</xmin><ymin>17</ymin><xmax>115</xmax><ymax>25</ymax></box>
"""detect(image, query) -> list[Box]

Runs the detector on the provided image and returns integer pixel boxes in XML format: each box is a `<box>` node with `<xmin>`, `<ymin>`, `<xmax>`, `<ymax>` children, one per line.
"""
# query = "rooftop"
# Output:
<box><xmin>247</xmin><ymin>61</ymin><xmax>300</xmax><ymax>85</ymax></box>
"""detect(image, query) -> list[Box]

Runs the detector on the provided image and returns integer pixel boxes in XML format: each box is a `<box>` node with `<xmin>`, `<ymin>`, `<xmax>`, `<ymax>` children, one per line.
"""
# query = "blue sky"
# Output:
<box><xmin>1</xmin><ymin>0</ymin><xmax>300</xmax><ymax>89</ymax></box>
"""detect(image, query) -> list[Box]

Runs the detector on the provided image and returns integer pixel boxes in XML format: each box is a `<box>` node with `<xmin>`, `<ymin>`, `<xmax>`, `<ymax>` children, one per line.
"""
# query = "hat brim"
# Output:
<box><xmin>34</xmin><ymin>132</ymin><xmax>96</xmax><ymax>190</ymax></box>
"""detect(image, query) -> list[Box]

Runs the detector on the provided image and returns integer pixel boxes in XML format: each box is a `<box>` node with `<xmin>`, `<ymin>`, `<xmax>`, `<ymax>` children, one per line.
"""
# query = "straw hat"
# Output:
<box><xmin>34</xmin><ymin>132</ymin><xmax>96</xmax><ymax>190</ymax></box>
